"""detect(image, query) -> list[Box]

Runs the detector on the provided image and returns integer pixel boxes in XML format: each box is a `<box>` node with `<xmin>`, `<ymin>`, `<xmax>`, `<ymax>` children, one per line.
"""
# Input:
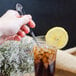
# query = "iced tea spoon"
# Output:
<box><xmin>16</xmin><ymin>3</ymin><xmax>39</xmax><ymax>46</ymax></box>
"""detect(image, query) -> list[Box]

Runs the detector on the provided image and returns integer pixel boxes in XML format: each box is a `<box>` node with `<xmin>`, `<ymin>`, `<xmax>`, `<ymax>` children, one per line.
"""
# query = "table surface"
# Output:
<box><xmin>24</xmin><ymin>69</ymin><xmax>76</xmax><ymax>76</ymax></box>
<box><xmin>55</xmin><ymin>69</ymin><xmax>76</xmax><ymax>76</ymax></box>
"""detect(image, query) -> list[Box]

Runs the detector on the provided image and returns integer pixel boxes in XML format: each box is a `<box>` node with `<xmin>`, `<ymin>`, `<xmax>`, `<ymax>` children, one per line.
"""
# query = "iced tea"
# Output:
<box><xmin>33</xmin><ymin>42</ymin><xmax>56</xmax><ymax>76</ymax></box>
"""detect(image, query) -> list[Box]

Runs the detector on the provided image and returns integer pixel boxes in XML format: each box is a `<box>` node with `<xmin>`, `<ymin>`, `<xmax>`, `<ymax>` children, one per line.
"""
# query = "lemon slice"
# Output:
<box><xmin>45</xmin><ymin>27</ymin><xmax>69</xmax><ymax>49</ymax></box>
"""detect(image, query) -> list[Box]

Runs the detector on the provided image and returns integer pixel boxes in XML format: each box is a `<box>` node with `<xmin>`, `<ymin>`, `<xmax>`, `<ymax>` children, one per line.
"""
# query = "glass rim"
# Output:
<box><xmin>35</xmin><ymin>40</ymin><xmax>57</xmax><ymax>51</ymax></box>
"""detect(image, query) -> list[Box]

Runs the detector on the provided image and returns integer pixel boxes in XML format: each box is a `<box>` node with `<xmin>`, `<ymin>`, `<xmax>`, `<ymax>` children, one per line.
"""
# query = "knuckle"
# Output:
<box><xmin>7</xmin><ymin>10</ymin><xmax>20</xmax><ymax>16</ymax></box>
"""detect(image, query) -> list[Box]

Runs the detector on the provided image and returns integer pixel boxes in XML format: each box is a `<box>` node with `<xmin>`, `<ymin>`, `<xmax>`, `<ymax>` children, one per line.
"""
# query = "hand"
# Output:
<box><xmin>0</xmin><ymin>10</ymin><xmax>35</xmax><ymax>44</ymax></box>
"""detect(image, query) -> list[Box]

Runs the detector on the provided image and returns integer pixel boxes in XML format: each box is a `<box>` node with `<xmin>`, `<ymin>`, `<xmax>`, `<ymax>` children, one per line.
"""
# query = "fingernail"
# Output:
<box><xmin>14</xmin><ymin>35</ymin><xmax>21</xmax><ymax>41</ymax></box>
<box><xmin>17</xmin><ymin>30</ymin><xmax>25</xmax><ymax>37</ymax></box>
<box><xmin>25</xmin><ymin>27</ymin><xmax>30</xmax><ymax>34</ymax></box>
<box><xmin>28</xmin><ymin>20</ymin><xmax>36</xmax><ymax>28</ymax></box>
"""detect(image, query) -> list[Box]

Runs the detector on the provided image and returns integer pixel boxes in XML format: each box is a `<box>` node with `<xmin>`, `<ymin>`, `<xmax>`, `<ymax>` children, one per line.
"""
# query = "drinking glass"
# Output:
<box><xmin>33</xmin><ymin>41</ymin><xmax>57</xmax><ymax>76</ymax></box>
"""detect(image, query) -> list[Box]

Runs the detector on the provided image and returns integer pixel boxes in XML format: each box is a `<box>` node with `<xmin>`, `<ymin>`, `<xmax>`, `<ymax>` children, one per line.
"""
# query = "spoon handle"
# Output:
<box><xmin>16</xmin><ymin>3</ymin><xmax>39</xmax><ymax>46</ymax></box>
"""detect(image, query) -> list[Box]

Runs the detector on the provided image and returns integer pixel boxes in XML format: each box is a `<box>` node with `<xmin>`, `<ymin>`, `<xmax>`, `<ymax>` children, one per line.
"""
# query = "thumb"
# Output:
<box><xmin>18</xmin><ymin>15</ymin><xmax>32</xmax><ymax>26</ymax></box>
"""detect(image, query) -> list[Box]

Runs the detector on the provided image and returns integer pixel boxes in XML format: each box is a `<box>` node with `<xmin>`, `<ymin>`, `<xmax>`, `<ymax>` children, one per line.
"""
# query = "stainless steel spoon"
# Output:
<box><xmin>16</xmin><ymin>3</ymin><xmax>39</xmax><ymax>46</ymax></box>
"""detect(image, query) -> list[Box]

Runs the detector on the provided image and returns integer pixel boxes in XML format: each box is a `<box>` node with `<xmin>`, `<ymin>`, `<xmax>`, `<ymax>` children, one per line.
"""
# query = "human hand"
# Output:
<box><xmin>0</xmin><ymin>10</ymin><xmax>35</xmax><ymax>44</ymax></box>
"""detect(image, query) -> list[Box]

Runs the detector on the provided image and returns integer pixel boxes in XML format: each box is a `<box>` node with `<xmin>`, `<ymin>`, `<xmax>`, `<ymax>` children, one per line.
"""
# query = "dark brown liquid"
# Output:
<box><xmin>34</xmin><ymin>60</ymin><xmax>55</xmax><ymax>76</ymax></box>
<box><xmin>0</xmin><ymin>73</ymin><xmax>7</xmax><ymax>76</ymax></box>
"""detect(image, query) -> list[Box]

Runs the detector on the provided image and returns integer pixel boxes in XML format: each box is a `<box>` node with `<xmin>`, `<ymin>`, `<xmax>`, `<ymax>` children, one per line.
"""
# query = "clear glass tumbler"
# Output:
<box><xmin>33</xmin><ymin>41</ymin><xmax>57</xmax><ymax>76</ymax></box>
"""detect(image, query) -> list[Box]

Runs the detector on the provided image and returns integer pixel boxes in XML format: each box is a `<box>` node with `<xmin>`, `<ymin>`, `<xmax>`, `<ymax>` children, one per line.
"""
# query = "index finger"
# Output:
<box><xmin>28</xmin><ymin>20</ymin><xmax>36</xmax><ymax>28</ymax></box>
